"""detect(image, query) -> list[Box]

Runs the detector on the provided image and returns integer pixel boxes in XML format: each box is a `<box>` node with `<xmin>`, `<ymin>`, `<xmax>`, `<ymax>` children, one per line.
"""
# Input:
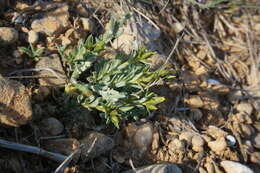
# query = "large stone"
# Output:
<box><xmin>208</xmin><ymin>137</ymin><xmax>227</xmax><ymax>154</ymax></box>
<box><xmin>0</xmin><ymin>76</ymin><xmax>32</xmax><ymax>127</ymax></box>
<box><xmin>80</xmin><ymin>131</ymin><xmax>114</xmax><ymax>160</ymax></box>
<box><xmin>123</xmin><ymin>163</ymin><xmax>182</xmax><ymax>173</ymax></box>
<box><xmin>35</xmin><ymin>54</ymin><xmax>67</xmax><ymax>86</ymax></box>
<box><xmin>133</xmin><ymin>123</ymin><xmax>153</xmax><ymax>153</ymax></box>
<box><xmin>43</xmin><ymin>138</ymin><xmax>80</xmax><ymax>157</ymax></box>
<box><xmin>39</xmin><ymin>117</ymin><xmax>64</xmax><ymax>136</ymax></box>
<box><xmin>27</xmin><ymin>30</ymin><xmax>39</xmax><ymax>44</ymax></box>
<box><xmin>111</xmin><ymin>33</ymin><xmax>135</xmax><ymax>54</ymax></box>
<box><xmin>252</xmin><ymin>133</ymin><xmax>260</xmax><ymax>149</ymax></box>
<box><xmin>31</xmin><ymin>4</ymin><xmax>70</xmax><ymax>36</ymax></box>
<box><xmin>0</xmin><ymin>27</ymin><xmax>18</xmax><ymax>45</ymax></box>
<box><xmin>184</xmin><ymin>95</ymin><xmax>204</xmax><ymax>108</ymax></box>
<box><xmin>220</xmin><ymin>161</ymin><xmax>254</xmax><ymax>173</ymax></box>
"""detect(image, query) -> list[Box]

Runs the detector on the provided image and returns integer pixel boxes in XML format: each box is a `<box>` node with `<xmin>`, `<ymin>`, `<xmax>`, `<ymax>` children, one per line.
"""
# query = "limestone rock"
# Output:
<box><xmin>0</xmin><ymin>27</ymin><xmax>18</xmax><ymax>45</ymax></box>
<box><xmin>184</xmin><ymin>95</ymin><xmax>204</xmax><ymax>108</ymax></box>
<box><xmin>192</xmin><ymin>135</ymin><xmax>205</xmax><ymax>152</ymax></box>
<box><xmin>35</xmin><ymin>54</ymin><xmax>67</xmax><ymax>86</ymax></box>
<box><xmin>208</xmin><ymin>137</ymin><xmax>227</xmax><ymax>153</ymax></box>
<box><xmin>39</xmin><ymin>117</ymin><xmax>64</xmax><ymax>136</ymax></box>
<box><xmin>80</xmin><ymin>131</ymin><xmax>114</xmax><ymax>160</ymax></box>
<box><xmin>28</xmin><ymin>30</ymin><xmax>39</xmax><ymax>44</ymax></box>
<box><xmin>123</xmin><ymin>163</ymin><xmax>182</xmax><ymax>173</ymax></box>
<box><xmin>31</xmin><ymin>4</ymin><xmax>70</xmax><ymax>36</ymax></box>
<box><xmin>0</xmin><ymin>76</ymin><xmax>32</xmax><ymax>127</ymax></box>
<box><xmin>252</xmin><ymin>133</ymin><xmax>260</xmax><ymax>149</ymax></box>
<box><xmin>236</xmin><ymin>102</ymin><xmax>253</xmax><ymax>115</ymax></box>
<box><xmin>133</xmin><ymin>123</ymin><xmax>153</xmax><ymax>153</ymax></box>
<box><xmin>81</xmin><ymin>17</ymin><xmax>94</xmax><ymax>32</ymax></box>
<box><xmin>220</xmin><ymin>160</ymin><xmax>254</xmax><ymax>173</ymax></box>
<box><xmin>43</xmin><ymin>138</ymin><xmax>80</xmax><ymax>157</ymax></box>
<box><xmin>207</xmin><ymin>126</ymin><xmax>228</xmax><ymax>139</ymax></box>
<box><xmin>168</xmin><ymin>138</ymin><xmax>185</xmax><ymax>151</ymax></box>
<box><xmin>179</xmin><ymin>131</ymin><xmax>196</xmax><ymax>146</ymax></box>
<box><xmin>112</xmin><ymin>33</ymin><xmax>135</xmax><ymax>54</ymax></box>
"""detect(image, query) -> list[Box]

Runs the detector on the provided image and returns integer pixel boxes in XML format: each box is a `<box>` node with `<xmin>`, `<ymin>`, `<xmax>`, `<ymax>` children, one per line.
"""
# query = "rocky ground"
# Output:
<box><xmin>0</xmin><ymin>0</ymin><xmax>260</xmax><ymax>173</ymax></box>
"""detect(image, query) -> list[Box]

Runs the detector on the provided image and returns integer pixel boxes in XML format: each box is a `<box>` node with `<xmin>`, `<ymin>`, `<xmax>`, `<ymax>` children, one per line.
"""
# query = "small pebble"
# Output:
<box><xmin>192</xmin><ymin>135</ymin><xmax>205</xmax><ymax>152</ymax></box>
<box><xmin>179</xmin><ymin>131</ymin><xmax>195</xmax><ymax>146</ymax></box>
<box><xmin>0</xmin><ymin>27</ymin><xmax>18</xmax><ymax>45</ymax></box>
<box><xmin>252</xmin><ymin>133</ymin><xmax>260</xmax><ymax>149</ymax></box>
<box><xmin>236</xmin><ymin>102</ymin><xmax>253</xmax><ymax>115</ymax></box>
<box><xmin>221</xmin><ymin>160</ymin><xmax>254</xmax><ymax>173</ymax></box>
<box><xmin>225</xmin><ymin>135</ymin><xmax>236</xmax><ymax>146</ymax></box>
<box><xmin>185</xmin><ymin>95</ymin><xmax>204</xmax><ymax>108</ymax></box>
<box><xmin>207</xmin><ymin>126</ymin><xmax>227</xmax><ymax>139</ymax></box>
<box><xmin>39</xmin><ymin>117</ymin><xmax>64</xmax><ymax>136</ymax></box>
<box><xmin>208</xmin><ymin>137</ymin><xmax>227</xmax><ymax>153</ymax></box>
<box><xmin>28</xmin><ymin>30</ymin><xmax>39</xmax><ymax>44</ymax></box>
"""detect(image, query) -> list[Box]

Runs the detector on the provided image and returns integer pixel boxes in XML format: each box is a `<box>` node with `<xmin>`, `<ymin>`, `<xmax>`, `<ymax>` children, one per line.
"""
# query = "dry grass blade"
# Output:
<box><xmin>53</xmin><ymin>144</ymin><xmax>84</xmax><ymax>173</ymax></box>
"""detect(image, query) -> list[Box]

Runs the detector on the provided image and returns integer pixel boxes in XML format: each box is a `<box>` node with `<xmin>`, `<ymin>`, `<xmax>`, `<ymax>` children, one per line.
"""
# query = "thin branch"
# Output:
<box><xmin>0</xmin><ymin>139</ymin><xmax>66</xmax><ymax>163</ymax></box>
<box><xmin>53</xmin><ymin>144</ymin><xmax>84</xmax><ymax>173</ymax></box>
<box><xmin>8</xmin><ymin>68</ymin><xmax>66</xmax><ymax>81</ymax></box>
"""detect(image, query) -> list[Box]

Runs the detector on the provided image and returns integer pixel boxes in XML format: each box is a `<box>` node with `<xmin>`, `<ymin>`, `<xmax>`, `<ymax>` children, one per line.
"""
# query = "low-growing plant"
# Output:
<box><xmin>58</xmin><ymin>15</ymin><xmax>171</xmax><ymax>128</ymax></box>
<box><xmin>19</xmin><ymin>44</ymin><xmax>44</xmax><ymax>61</ymax></box>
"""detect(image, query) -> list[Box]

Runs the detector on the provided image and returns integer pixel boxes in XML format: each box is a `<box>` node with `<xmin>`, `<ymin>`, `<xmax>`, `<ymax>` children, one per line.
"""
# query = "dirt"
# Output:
<box><xmin>0</xmin><ymin>0</ymin><xmax>259</xmax><ymax>173</ymax></box>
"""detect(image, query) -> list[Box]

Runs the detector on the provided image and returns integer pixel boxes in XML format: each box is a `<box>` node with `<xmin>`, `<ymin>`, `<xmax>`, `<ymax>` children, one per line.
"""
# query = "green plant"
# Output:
<box><xmin>19</xmin><ymin>44</ymin><xmax>44</xmax><ymax>61</ymax></box>
<box><xmin>59</xmin><ymin>15</ymin><xmax>171</xmax><ymax>128</ymax></box>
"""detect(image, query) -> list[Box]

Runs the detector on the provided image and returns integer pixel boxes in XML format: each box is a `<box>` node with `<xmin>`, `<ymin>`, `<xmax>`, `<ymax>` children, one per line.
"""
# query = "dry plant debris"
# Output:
<box><xmin>0</xmin><ymin>0</ymin><xmax>259</xmax><ymax>172</ymax></box>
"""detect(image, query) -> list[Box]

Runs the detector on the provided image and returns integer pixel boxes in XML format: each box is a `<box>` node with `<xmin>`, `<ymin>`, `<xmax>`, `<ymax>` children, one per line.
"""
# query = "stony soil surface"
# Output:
<box><xmin>0</xmin><ymin>0</ymin><xmax>259</xmax><ymax>173</ymax></box>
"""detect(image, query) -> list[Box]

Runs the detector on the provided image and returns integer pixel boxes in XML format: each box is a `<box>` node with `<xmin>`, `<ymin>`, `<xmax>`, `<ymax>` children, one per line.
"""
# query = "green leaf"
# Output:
<box><xmin>119</xmin><ymin>106</ymin><xmax>134</xmax><ymax>112</ymax></box>
<box><xmin>93</xmin><ymin>41</ymin><xmax>105</xmax><ymax>52</ymax></box>
<box><xmin>143</xmin><ymin>97</ymin><xmax>165</xmax><ymax>110</ymax></box>
<box><xmin>85</xmin><ymin>35</ymin><xmax>94</xmax><ymax>50</ymax></box>
<box><xmin>110</xmin><ymin>110</ymin><xmax>120</xmax><ymax>128</ymax></box>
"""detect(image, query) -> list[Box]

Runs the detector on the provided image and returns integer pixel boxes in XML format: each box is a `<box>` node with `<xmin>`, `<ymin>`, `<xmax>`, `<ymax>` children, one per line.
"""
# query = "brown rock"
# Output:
<box><xmin>43</xmin><ymin>138</ymin><xmax>80</xmax><ymax>156</ymax></box>
<box><xmin>168</xmin><ymin>138</ymin><xmax>185</xmax><ymax>151</ymax></box>
<box><xmin>112</xmin><ymin>33</ymin><xmax>135</xmax><ymax>54</ymax></box>
<box><xmin>205</xmin><ymin>162</ymin><xmax>215</xmax><ymax>173</ymax></box>
<box><xmin>0</xmin><ymin>27</ymin><xmax>18</xmax><ymax>45</ymax></box>
<box><xmin>0</xmin><ymin>76</ymin><xmax>32</xmax><ymax>127</ymax></box>
<box><xmin>76</xmin><ymin>3</ymin><xmax>90</xmax><ymax>17</ymax></box>
<box><xmin>35</xmin><ymin>54</ymin><xmax>67</xmax><ymax>86</ymax></box>
<box><xmin>192</xmin><ymin>135</ymin><xmax>205</xmax><ymax>152</ymax></box>
<box><xmin>236</xmin><ymin>102</ymin><xmax>253</xmax><ymax>115</ymax></box>
<box><xmin>31</xmin><ymin>4</ymin><xmax>70</xmax><ymax>36</ymax></box>
<box><xmin>184</xmin><ymin>95</ymin><xmax>204</xmax><ymax>108</ymax></box>
<box><xmin>228</xmin><ymin>90</ymin><xmax>243</xmax><ymax>103</ymax></box>
<box><xmin>208</xmin><ymin>137</ymin><xmax>227</xmax><ymax>153</ymax></box>
<box><xmin>189</xmin><ymin>109</ymin><xmax>203</xmax><ymax>121</ymax></box>
<box><xmin>252</xmin><ymin>133</ymin><xmax>260</xmax><ymax>149</ymax></box>
<box><xmin>199</xmin><ymin>167</ymin><xmax>207</xmax><ymax>173</ymax></box>
<box><xmin>123</xmin><ymin>163</ymin><xmax>182</xmax><ymax>173</ymax></box>
<box><xmin>250</xmin><ymin>152</ymin><xmax>260</xmax><ymax>164</ymax></box>
<box><xmin>27</xmin><ymin>30</ymin><xmax>39</xmax><ymax>44</ymax></box>
<box><xmin>253</xmin><ymin>122</ymin><xmax>260</xmax><ymax>132</ymax></box>
<box><xmin>39</xmin><ymin>117</ymin><xmax>64</xmax><ymax>136</ymax></box>
<box><xmin>240</xmin><ymin>124</ymin><xmax>255</xmax><ymax>138</ymax></box>
<box><xmin>80</xmin><ymin>131</ymin><xmax>114</xmax><ymax>160</ymax></box>
<box><xmin>179</xmin><ymin>131</ymin><xmax>196</xmax><ymax>146</ymax></box>
<box><xmin>133</xmin><ymin>123</ymin><xmax>153</xmax><ymax>153</ymax></box>
<box><xmin>81</xmin><ymin>17</ymin><xmax>94</xmax><ymax>32</ymax></box>
<box><xmin>33</xmin><ymin>86</ymin><xmax>51</xmax><ymax>101</ymax></box>
<box><xmin>220</xmin><ymin>160</ymin><xmax>254</xmax><ymax>173</ymax></box>
<box><xmin>233</xmin><ymin>113</ymin><xmax>252</xmax><ymax>124</ymax></box>
<box><xmin>207</xmin><ymin>126</ymin><xmax>227</xmax><ymax>139</ymax></box>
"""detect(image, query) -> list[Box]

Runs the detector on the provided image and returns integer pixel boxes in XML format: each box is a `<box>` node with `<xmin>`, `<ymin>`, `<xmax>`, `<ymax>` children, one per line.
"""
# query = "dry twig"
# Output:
<box><xmin>0</xmin><ymin>139</ymin><xmax>66</xmax><ymax>163</ymax></box>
